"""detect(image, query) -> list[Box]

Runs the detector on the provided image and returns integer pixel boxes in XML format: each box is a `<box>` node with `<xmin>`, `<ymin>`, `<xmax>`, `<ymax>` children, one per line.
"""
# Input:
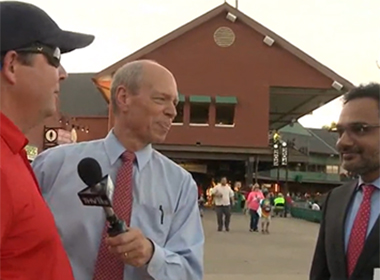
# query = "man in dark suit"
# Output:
<box><xmin>310</xmin><ymin>83</ymin><xmax>380</xmax><ymax>280</ymax></box>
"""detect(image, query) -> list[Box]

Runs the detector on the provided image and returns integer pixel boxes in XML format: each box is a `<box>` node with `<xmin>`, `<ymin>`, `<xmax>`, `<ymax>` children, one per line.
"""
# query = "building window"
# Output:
<box><xmin>190</xmin><ymin>103</ymin><xmax>209</xmax><ymax>125</ymax></box>
<box><xmin>326</xmin><ymin>165</ymin><xmax>339</xmax><ymax>174</ymax></box>
<box><xmin>215</xmin><ymin>104</ymin><xmax>235</xmax><ymax>126</ymax></box>
<box><xmin>214</xmin><ymin>96</ymin><xmax>237</xmax><ymax>127</ymax></box>
<box><xmin>173</xmin><ymin>102</ymin><xmax>184</xmax><ymax>124</ymax></box>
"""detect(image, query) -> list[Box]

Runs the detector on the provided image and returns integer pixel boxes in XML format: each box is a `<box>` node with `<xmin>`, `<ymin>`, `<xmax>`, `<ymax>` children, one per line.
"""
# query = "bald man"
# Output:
<box><xmin>32</xmin><ymin>60</ymin><xmax>204</xmax><ymax>280</ymax></box>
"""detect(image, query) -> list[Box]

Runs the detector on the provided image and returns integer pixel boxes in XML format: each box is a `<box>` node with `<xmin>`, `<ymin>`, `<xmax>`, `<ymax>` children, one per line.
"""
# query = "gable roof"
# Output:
<box><xmin>279</xmin><ymin>122</ymin><xmax>312</xmax><ymax>136</ymax></box>
<box><xmin>280</xmin><ymin>122</ymin><xmax>339</xmax><ymax>155</ymax></box>
<box><xmin>308</xmin><ymin>128</ymin><xmax>339</xmax><ymax>154</ymax></box>
<box><xmin>60</xmin><ymin>73</ymin><xmax>108</xmax><ymax>116</ymax></box>
<box><xmin>93</xmin><ymin>2</ymin><xmax>354</xmax><ymax>98</ymax></box>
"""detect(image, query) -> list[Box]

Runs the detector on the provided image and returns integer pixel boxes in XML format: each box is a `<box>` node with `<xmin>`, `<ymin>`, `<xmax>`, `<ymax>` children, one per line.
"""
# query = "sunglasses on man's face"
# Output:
<box><xmin>331</xmin><ymin>123</ymin><xmax>380</xmax><ymax>137</ymax></box>
<box><xmin>15</xmin><ymin>44</ymin><xmax>61</xmax><ymax>68</ymax></box>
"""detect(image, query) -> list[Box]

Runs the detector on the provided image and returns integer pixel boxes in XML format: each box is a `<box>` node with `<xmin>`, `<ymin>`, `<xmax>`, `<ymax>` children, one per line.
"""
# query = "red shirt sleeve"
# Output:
<box><xmin>1</xmin><ymin>169</ymin><xmax>14</xmax><ymax>245</ymax></box>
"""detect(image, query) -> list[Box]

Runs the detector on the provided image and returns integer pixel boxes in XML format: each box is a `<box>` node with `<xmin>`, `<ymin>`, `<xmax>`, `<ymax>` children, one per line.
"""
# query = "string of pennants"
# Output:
<box><xmin>59</xmin><ymin>115</ymin><xmax>90</xmax><ymax>133</ymax></box>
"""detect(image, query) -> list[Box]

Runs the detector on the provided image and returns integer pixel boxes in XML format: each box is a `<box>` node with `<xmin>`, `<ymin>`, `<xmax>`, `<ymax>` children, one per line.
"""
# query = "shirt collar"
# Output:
<box><xmin>103</xmin><ymin>129</ymin><xmax>153</xmax><ymax>171</ymax></box>
<box><xmin>358</xmin><ymin>176</ymin><xmax>380</xmax><ymax>190</ymax></box>
<box><xmin>0</xmin><ymin>112</ymin><xmax>28</xmax><ymax>154</ymax></box>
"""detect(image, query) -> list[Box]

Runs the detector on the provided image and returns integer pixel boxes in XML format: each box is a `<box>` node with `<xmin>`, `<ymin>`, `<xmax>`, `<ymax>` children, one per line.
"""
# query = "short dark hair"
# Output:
<box><xmin>343</xmin><ymin>83</ymin><xmax>380</xmax><ymax>104</ymax></box>
<box><xmin>0</xmin><ymin>52</ymin><xmax>35</xmax><ymax>67</ymax></box>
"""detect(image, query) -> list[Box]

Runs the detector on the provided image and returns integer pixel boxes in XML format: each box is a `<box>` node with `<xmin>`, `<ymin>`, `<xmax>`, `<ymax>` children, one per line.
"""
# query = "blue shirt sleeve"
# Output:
<box><xmin>31</xmin><ymin>147</ymin><xmax>65</xmax><ymax>195</ymax></box>
<box><xmin>146</xmin><ymin>172</ymin><xmax>204</xmax><ymax>280</ymax></box>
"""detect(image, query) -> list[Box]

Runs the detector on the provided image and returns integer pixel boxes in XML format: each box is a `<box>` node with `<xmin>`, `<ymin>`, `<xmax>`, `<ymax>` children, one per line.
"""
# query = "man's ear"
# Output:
<box><xmin>115</xmin><ymin>85</ymin><xmax>133</xmax><ymax>112</ymax></box>
<box><xmin>1</xmin><ymin>51</ymin><xmax>20</xmax><ymax>85</ymax></box>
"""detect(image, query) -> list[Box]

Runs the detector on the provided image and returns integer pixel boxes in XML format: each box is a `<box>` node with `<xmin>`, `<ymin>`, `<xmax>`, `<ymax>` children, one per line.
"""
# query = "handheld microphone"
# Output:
<box><xmin>77</xmin><ymin>157</ymin><xmax>127</xmax><ymax>236</ymax></box>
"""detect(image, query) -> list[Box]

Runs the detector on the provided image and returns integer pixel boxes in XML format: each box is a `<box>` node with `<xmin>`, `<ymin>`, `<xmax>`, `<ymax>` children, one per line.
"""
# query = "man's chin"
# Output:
<box><xmin>342</xmin><ymin>162</ymin><xmax>356</xmax><ymax>174</ymax></box>
<box><xmin>152</xmin><ymin>134</ymin><xmax>168</xmax><ymax>144</ymax></box>
<box><xmin>342</xmin><ymin>161</ymin><xmax>372</xmax><ymax>177</ymax></box>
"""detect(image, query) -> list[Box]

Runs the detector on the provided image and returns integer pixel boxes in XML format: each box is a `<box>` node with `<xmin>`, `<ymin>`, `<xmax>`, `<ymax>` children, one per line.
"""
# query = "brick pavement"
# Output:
<box><xmin>202</xmin><ymin>209</ymin><xmax>320</xmax><ymax>280</ymax></box>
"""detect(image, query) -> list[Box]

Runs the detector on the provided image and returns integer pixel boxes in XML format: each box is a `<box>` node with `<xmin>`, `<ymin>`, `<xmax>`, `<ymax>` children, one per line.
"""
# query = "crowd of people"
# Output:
<box><xmin>204</xmin><ymin>179</ymin><xmax>295</xmax><ymax>233</ymax></box>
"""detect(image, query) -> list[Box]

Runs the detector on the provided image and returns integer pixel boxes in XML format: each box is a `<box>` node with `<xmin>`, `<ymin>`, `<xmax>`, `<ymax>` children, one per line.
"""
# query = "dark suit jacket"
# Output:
<box><xmin>310</xmin><ymin>180</ymin><xmax>380</xmax><ymax>280</ymax></box>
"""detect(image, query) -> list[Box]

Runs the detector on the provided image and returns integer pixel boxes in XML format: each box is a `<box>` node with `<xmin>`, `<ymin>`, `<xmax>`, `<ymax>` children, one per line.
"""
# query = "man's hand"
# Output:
<box><xmin>106</xmin><ymin>228</ymin><xmax>154</xmax><ymax>267</ymax></box>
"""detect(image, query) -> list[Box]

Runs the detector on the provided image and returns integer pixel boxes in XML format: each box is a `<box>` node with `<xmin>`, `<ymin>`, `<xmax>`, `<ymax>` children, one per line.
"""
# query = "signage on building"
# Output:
<box><xmin>273</xmin><ymin>141</ymin><xmax>288</xmax><ymax>167</ymax></box>
<box><xmin>25</xmin><ymin>145</ymin><xmax>38</xmax><ymax>161</ymax></box>
<box><xmin>57</xmin><ymin>128</ymin><xmax>77</xmax><ymax>145</ymax></box>
<box><xmin>179</xmin><ymin>163</ymin><xmax>207</xmax><ymax>174</ymax></box>
<box><xmin>281</xmin><ymin>142</ymin><xmax>288</xmax><ymax>166</ymax></box>
<box><xmin>44</xmin><ymin>126</ymin><xmax>78</xmax><ymax>150</ymax></box>
<box><xmin>273</xmin><ymin>144</ymin><xmax>279</xmax><ymax>167</ymax></box>
<box><xmin>43</xmin><ymin>127</ymin><xmax>60</xmax><ymax>150</ymax></box>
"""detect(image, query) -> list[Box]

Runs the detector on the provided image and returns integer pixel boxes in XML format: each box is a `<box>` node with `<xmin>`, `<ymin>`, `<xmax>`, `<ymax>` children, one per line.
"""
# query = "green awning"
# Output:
<box><xmin>178</xmin><ymin>93</ymin><xmax>185</xmax><ymax>102</ymax></box>
<box><xmin>215</xmin><ymin>96</ymin><xmax>238</xmax><ymax>104</ymax></box>
<box><xmin>189</xmin><ymin>95</ymin><xmax>211</xmax><ymax>103</ymax></box>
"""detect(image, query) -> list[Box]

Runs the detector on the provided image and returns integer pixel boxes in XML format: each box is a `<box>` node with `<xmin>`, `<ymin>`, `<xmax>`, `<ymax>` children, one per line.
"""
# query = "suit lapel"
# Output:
<box><xmin>352</xmin><ymin>215</ymin><xmax>380</xmax><ymax>278</ymax></box>
<box><xmin>334</xmin><ymin>181</ymin><xmax>357</xmax><ymax>274</ymax></box>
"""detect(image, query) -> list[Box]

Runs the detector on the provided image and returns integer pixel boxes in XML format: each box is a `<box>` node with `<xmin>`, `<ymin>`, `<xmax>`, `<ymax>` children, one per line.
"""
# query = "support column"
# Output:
<box><xmin>284</xmin><ymin>165</ymin><xmax>289</xmax><ymax>195</ymax></box>
<box><xmin>246</xmin><ymin>156</ymin><xmax>255</xmax><ymax>186</ymax></box>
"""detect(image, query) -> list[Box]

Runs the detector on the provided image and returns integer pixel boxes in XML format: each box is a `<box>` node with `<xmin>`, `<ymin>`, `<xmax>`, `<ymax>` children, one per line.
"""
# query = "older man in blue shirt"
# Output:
<box><xmin>32</xmin><ymin>60</ymin><xmax>204</xmax><ymax>280</ymax></box>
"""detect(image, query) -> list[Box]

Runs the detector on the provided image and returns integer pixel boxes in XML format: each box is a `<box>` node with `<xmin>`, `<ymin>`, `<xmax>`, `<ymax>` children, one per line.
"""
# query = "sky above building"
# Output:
<box><xmin>25</xmin><ymin>0</ymin><xmax>380</xmax><ymax>128</ymax></box>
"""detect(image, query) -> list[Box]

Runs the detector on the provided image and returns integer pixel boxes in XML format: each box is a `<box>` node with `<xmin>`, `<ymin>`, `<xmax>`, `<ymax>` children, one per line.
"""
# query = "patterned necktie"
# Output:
<box><xmin>346</xmin><ymin>184</ymin><xmax>376</xmax><ymax>277</ymax></box>
<box><xmin>93</xmin><ymin>151</ymin><xmax>135</xmax><ymax>280</ymax></box>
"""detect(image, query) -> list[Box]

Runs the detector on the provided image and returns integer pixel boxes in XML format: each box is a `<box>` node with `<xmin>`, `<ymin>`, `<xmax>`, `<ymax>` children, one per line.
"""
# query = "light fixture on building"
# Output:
<box><xmin>332</xmin><ymin>81</ymin><xmax>343</xmax><ymax>91</ymax></box>
<box><xmin>226</xmin><ymin>12</ymin><xmax>237</xmax><ymax>22</ymax></box>
<box><xmin>289</xmin><ymin>118</ymin><xmax>296</xmax><ymax>127</ymax></box>
<box><xmin>263</xmin><ymin>36</ymin><xmax>275</xmax><ymax>46</ymax></box>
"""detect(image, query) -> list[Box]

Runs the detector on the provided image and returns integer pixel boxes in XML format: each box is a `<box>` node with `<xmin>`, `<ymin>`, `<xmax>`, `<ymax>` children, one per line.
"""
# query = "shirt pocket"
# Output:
<box><xmin>132</xmin><ymin>203</ymin><xmax>174</xmax><ymax>246</ymax></box>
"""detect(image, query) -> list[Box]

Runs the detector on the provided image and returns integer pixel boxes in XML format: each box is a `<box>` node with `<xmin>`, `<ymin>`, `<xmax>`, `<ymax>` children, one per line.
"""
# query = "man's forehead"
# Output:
<box><xmin>339</xmin><ymin>98</ymin><xmax>379</xmax><ymax>123</ymax></box>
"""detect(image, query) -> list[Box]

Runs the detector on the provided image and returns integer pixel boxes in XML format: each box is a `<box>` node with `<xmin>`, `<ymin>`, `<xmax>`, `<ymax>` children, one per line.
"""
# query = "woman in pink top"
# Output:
<box><xmin>246</xmin><ymin>184</ymin><xmax>265</xmax><ymax>232</ymax></box>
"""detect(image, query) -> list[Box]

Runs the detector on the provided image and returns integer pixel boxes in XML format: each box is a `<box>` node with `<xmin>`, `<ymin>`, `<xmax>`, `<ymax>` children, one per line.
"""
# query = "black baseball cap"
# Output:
<box><xmin>0</xmin><ymin>1</ymin><xmax>95</xmax><ymax>54</ymax></box>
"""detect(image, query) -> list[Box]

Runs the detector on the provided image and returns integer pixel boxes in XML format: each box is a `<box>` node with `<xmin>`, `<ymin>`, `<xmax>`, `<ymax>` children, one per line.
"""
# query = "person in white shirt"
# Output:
<box><xmin>311</xmin><ymin>202</ymin><xmax>320</xmax><ymax>211</ymax></box>
<box><xmin>211</xmin><ymin>177</ymin><xmax>235</xmax><ymax>232</ymax></box>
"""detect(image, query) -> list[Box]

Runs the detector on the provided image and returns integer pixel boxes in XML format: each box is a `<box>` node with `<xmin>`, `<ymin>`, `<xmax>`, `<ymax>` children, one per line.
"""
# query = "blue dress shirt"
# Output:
<box><xmin>32</xmin><ymin>130</ymin><xmax>204</xmax><ymax>280</ymax></box>
<box><xmin>344</xmin><ymin>177</ymin><xmax>380</xmax><ymax>252</ymax></box>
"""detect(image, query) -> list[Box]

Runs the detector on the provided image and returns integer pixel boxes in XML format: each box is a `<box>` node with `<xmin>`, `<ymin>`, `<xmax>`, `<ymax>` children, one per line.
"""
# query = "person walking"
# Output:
<box><xmin>246</xmin><ymin>184</ymin><xmax>264</xmax><ymax>232</ymax></box>
<box><xmin>211</xmin><ymin>177</ymin><xmax>234</xmax><ymax>232</ymax></box>
<box><xmin>260</xmin><ymin>192</ymin><xmax>273</xmax><ymax>234</ymax></box>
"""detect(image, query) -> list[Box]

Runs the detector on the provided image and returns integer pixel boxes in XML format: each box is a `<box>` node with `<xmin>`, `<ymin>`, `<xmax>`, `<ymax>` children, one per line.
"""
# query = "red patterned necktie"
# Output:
<box><xmin>93</xmin><ymin>151</ymin><xmax>135</xmax><ymax>280</ymax></box>
<box><xmin>346</xmin><ymin>184</ymin><xmax>376</xmax><ymax>277</ymax></box>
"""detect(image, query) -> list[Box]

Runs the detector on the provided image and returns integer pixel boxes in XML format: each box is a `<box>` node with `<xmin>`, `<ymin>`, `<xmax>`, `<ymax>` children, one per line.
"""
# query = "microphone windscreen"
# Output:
<box><xmin>77</xmin><ymin>157</ymin><xmax>103</xmax><ymax>186</ymax></box>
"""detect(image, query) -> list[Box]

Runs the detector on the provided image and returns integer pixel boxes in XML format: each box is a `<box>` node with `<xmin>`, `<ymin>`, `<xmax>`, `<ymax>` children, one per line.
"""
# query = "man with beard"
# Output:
<box><xmin>310</xmin><ymin>83</ymin><xmax>380</xmax><ymax>280</ymax></box>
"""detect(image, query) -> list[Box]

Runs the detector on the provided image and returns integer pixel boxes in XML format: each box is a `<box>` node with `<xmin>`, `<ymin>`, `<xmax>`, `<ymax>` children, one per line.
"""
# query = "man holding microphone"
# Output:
<box><xmin>32</xmin><ymin>60</ymin><xmax>204</xmax><ymax>279</ymax></box>
<box><xmin>0</xmin><ymin>1</ymin><xmax>94</xmax><ymax>279</ymax></box>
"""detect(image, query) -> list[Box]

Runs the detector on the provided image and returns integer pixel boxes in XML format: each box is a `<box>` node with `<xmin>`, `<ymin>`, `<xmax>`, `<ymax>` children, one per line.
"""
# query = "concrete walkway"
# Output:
<box><xmin>202</xmin><ymin>209</ymin><xmax>320</xmax><ymax>280</ymax></box>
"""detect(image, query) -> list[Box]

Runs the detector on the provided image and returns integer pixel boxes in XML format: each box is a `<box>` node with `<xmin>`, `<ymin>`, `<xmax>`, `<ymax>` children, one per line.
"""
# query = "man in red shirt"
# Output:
<box><xmin>0</xmin><ymin>2</ymin><xmax>94</xmax><ymax>279</ymax></box>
